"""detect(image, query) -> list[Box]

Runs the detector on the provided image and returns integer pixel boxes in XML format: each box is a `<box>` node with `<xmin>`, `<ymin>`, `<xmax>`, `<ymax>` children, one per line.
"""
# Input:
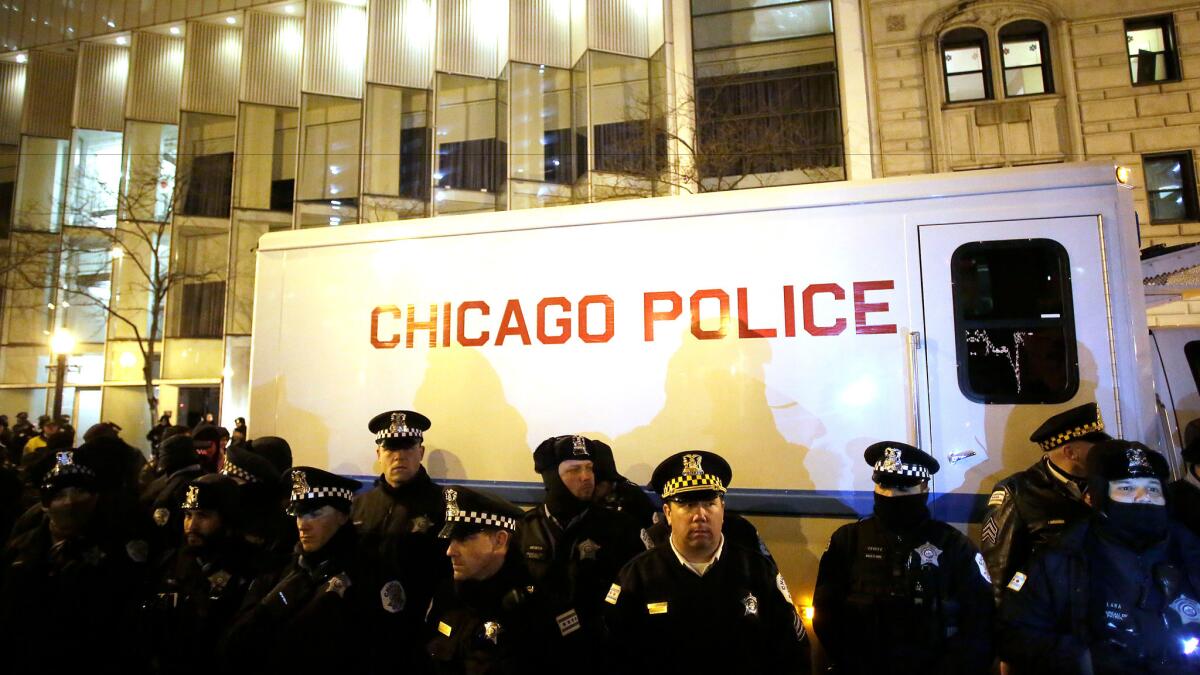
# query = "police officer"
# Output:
<box><xmin>141</xmin><ymin>434</ymin><xmax>206</xmax><ymax>554</ymax></box>
<box><xmin>589</xmin><ymin>438</ymin><xmax>659</xmax><ymax>528</ymax></box>
<box><xmin>221</xmin><ymin>467</ymin><xmax>366</xmax><ymax>674</ymax></box>
<box><xmin>1167</xmin><ymin>419</ymin><xmax>1200</xmax><ymax>535</ymax></box>
<box><xmin>813</xmin><ymin>441</ymin><xmax>994</xmax><ymax>673</ymax></box>
<box><xmin>0</xmin><ymin>450</ymin><xmax>145</xmax><ymax>672</ymax></box>
<box><xmin>352</xmin><ymin>409</ymin><xmax>449</xmax><ymax>672</ymax></box>
<box><xmin>192</xmin><ymin>424</ymin><xmax>230</xmax><ymax>474</ymax></box>
<box><xmin>515</xmin><ymin>434</ymin><xmax>647</xmax><ymax>673</ymax></box>
<box><xmin>425</xmin><ymin>486</ymin><xmax>544</xmax><ymax>674</ymax></box>
<box><xmin>999</xmin><ymin>440</ymin><xmax>1200</xmax><ymax>674</ymax></box>
<box><xmin>981</xmin><ymin>402</ymin><xmax>1109</xmax><ymax>598</ymax></box>
<box><xmin>606</xmin><ymin>451</ymin><xmax>810</xmax><ymax>675</ymax></box>
<box><xmin>221</xmin><ymin>443</ymin><xmax>291</xmax><ymax>560</ymax></box>
<box><xmin>144</xmin><ymin>474</ymin><xmax>262</xmax><ymax>674</ymax></box>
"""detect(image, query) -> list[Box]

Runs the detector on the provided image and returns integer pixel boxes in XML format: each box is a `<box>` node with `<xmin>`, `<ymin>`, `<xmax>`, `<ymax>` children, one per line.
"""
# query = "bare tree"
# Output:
<box><xmin>4</xmin><ymin>165</ymin><xmax>225</xmax><ymax>428</ymax></box>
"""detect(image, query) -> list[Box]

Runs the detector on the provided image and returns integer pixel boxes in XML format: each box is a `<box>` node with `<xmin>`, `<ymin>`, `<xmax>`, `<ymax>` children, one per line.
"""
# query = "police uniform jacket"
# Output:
<box><xmin>0</xmin><ymin>514</ymin><xmax>145</xmax><ymax>674</ymax></box>
<box><xmin>352</xmin><ymin>467</ymin><xmax>450</xmax><ymax>672</ymax></box>
<box><xmin>606</xmin><ymin>539</ymin><xmax>809</xmax><ymax>675</ymax></box>
<box><xmin>221</xmin><ymin>524</ymin><xmax>368</xmax><ymax>675</ymax></box>
<box><xmin>143</xmin><ymin>536</ymin><xmax>264</xmax><ymax>675</ymax></box>
<box><xmin>813</xmin><ymin>515</ymin><xmax>995</xmax><ymax>674</ymax></box>
<box><xmin>998</xmin><ymin>518</ymin><xmax>1200</xmax><ymax>675</ymax></box>
<box><xmin>425</xmin><ymin>552</ymin><xmax>546</xmax><ymax>675</ymax></box>
<box><xmin>1168</xmin><ymin>474</ymin><xmax>1200</xmax><ymax>536</ymax></box>
<box><xmin>597</xmin><ymin>479</ymin><xmax>660</xmax><ymax>529</ymax></box>
<box><xmin>515</xmin><ymin>503</ymin><xmax>647</xmax><ymax>670</ymax></box>
<box><xmin>981</xmin><ymin>457</ymin><xmax>1092</xmax><ymax>598</ymax></box>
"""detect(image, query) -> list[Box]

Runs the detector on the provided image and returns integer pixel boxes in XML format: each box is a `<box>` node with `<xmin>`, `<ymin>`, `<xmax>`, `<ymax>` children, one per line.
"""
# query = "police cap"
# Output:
<box><xmin>285</xmin><ymin>467</ymin><xmax>362</xmax><ymax>516</ymax></box>
<box><xmin>369</xmin><ymin>410</ymin><xmax>430</xmax><ymax>449</ymax></box>
<box><xmin>438</xmin><ymin>486</ymin><xmax>523</xmax><ymax>539</ymax></box>
<box><xmin>864</xmin><ymin>441</ymin><xmax>938</xmax><ymax>488</ymax></box>
<box><xmin>532</xmin><ymin>434</ymin><xmax>606</xmax><ymax>473</ymax></box>
<box><xmin>193</xmin><ymin>424</ymin><xmax>229</xmax><ymax>444</ymax></box>
<box><xmin>1087</xmin><ymin>439</ymin><xmax>1169</xmax><ymax>483</ymax></box>
<box><xmin>181</xmin><ymin>474</ymin><xmax>241</xmax><ymax>523</ymax></box>
<box><xmin>40</xmin><ymin>450</ymin><xmax>97</xmax><ymax>497</ymax></box>
<box><xmin>1029</xmin><ymin>403</ymin><xmax>1111</xmax><ymax>451</ymax></box>
<box><xmin>651</xmin><ymin>451</ymin><xmax>731</xmax><ymax>502</ymax></box>
<box><xmin>222</xmin><ymin>444</ymin><xmax>281</xmax><ymax>484</ymax></box>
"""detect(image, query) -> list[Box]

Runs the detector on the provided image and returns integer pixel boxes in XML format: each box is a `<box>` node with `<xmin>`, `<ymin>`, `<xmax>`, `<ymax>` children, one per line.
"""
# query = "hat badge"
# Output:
<box><xmin>390</xmin><ymin>412</ymin><xmax>406</xmax><ymax>433</ymax></box>
<box><xmin>291</xmin><ymin>469</ymin><xmax>311</xmax><ymax>498</ymax></box>
<box><xmin>879</xmin><ymin>447</ymin><xmax>903</xmax><ymax>472</ymax></box>
<box><xmin>571</xmin><ymin>435</ymin><xmax>588</xmax><ymax>457</ymax></box>
<box><xmin>1126</xmin><ymin>447</ymin><xmax>1152</xmax><ymax>472</ymax></box>
<box><xmin>55</xmin><ymin>451</ymin><xmax>73</xmax><ymax>466</ymax></box>
<box><xmin>682</xmin><ymin>454</ymin><xmax>704</xmax><ymax>477</ymax></box>
<box><xmin>444</xmin><ymin>488</ymin><xmax>459</xmax><ymax>519</ymax></box>
<box><xmin>183</xmin><ymin>485</ymin><xmax>201</xmax><ymax>510</ymax></box>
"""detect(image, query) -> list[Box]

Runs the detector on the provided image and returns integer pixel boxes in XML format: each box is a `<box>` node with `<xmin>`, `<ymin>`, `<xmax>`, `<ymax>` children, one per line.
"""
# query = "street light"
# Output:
<box><xmin>49</xmin><ymin>329</ymin><xmax>75</xmax><ymax>421</ymax></box>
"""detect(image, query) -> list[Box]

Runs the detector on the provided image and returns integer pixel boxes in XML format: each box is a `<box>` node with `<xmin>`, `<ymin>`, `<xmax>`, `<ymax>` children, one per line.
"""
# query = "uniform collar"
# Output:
<box><xmin>669</xmin><ymin>533</ymin><xmax>724</xmax><ymax>577</ymax></box>
<box><xmin>1044</xmin><ymin>457</ymin><xmax>1086</xmax><ymax>498</ymax></box>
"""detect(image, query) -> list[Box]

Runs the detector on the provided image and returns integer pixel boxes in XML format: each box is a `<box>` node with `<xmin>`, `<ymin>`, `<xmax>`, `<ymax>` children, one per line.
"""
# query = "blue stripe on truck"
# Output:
<box><xmin>347</xmin><ymin>476</ymin><xmax>990</xmax><ymax>523</ymax></box>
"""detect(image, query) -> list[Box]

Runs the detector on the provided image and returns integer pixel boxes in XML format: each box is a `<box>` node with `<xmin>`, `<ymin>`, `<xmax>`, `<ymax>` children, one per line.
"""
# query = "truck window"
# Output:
<box><xmin>950</xmin><ymin>239</ymin><xmax>1078</xmax><ymax>404</ymax></box>
<box><xmin>1184</xmin><ymin>341</ymin><xmax>1200</xmax><ymax>393</ymax></box>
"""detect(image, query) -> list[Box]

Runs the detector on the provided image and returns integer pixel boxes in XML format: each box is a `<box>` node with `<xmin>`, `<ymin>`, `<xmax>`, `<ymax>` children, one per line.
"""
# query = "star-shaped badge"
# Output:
<box><xmin>578</xmin><ymin>539</ymin><xmax>601</xmax><ymax>561</ymax></box>
<box><xmin>914</xmin><ymin>541</ymin><xmax>943</xmax><ymax>568</ymax></box>
<box><xmin>410</xmin><ymin>516</ymin><xmax>432</xmax><ymax>534</ymax></box>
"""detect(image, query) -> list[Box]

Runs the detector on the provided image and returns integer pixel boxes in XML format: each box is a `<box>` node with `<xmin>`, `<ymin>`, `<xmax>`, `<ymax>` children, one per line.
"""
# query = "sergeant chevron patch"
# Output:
<box><xmin>981</xmin><ymin>517</ymin><xmax>999</xmax><ymax>546</ymax></box>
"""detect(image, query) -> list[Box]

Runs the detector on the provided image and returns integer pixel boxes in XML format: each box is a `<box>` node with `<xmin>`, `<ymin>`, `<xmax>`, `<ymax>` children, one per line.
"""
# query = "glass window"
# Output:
<box><xmin>509</xmin><ymin>63</ymin><xmax>573</xmax><ymax>210</ymax></box>
<box><xmin>121</xmin><ymin>121</ymin><xmax>178</xmax><ymax>223</ymax></box>
<box><xmin>167</xmin><ymin>223</ymin><xmax>229</xmax><ymax>338</ymax></box>
<box><xmin>572</xmin><ymin>55</ymin><xmax>590</xmax><ymax>203</ymax></box>
<box><xmin>942</xmin><ymin>27</ymin><xmax>992</xmax><ymax>103</ymax></box>
<box><xmin>177</xmin><ymin>113</ymin><xmax>236</xmax><ymax>219</ymax></box>
<box><xmin>1144</xmin><ymin>151</ymin><xmax>1199</xmax><ymax>223</ymax></box>
<box><xmin>1127</xmin><ymin>16</ymin><xmax>1181</xmax><ymax>85</ymax></box>
<box><xmin>4</xmin><ymin>231</ymin><xmax>58</xmax><ymax>346</ymax></box>
<box><xmin>65</xmin><ymin>129</ymin><xmax>123</xmax><ymax>228</ymax></box>
<box><xmin>298</xmin><ymin>95</ymin><xmax>362</xmax><ymax>213</ymax></box>
<box><xmin>692</xmin><ymin>0</ymin><xmax>833</xmax><ymax>50</ymax></box>
<box><xmin>226</xmin><ymin>212</ymin><xmax>291</xmax><ymax>335</ymax></box>
<box><xmin>1000</xmin><ymin>20</ymin><xmax>1053</xmax><ymax>97</ymax></box>
<box><xmin>12</xmin><ymin>137</ymin><xmax>69</xmax><ymax>233</ymax></box>
<box><xmin>591</xmin><ymin>52</ymin><xmax>651</xmax><ymax>178</ymax></box>
<box><xmin>0</xmin><ymin>144</ymin><xmax>17</xmax><ymax>237</ymax></box>
<box><xmin>434</xmin><ymin>73</ymin><xmax>503</xmax><ymax>215</ymax></box>
<box><xmin>236</xmin><ymin>104</ymin><xmax>298</xmax><ymax>213</ymax></box>
<box><xmin>691</xmin><ymin>0</ymin><xmax>844</xmax><ymax>189</ymax></box>
<box><xmin>363</xmin><ymin>85</ymin><xmax>431</xmax><ymax>221</ymax></box>
<box><xmin>58</xmin><ymin>227</ymin><xmax>111</xmax><ymax>344</ymax></box>
<box><xmin>951</xmin><ymin>239</ymin><xmax>1078</xmax><ymax>404</ymax></box>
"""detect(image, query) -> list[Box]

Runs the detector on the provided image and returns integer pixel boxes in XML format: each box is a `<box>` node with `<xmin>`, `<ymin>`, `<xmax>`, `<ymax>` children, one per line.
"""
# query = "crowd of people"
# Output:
<box><xmin>0</xmin><ymin>401</ymin><xmax>1196</xmax><ymax>674</ymax></box>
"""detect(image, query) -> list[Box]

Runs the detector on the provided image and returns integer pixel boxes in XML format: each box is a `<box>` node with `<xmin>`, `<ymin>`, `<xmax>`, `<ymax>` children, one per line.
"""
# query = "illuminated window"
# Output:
<box><xmin>362</xmin><ymin>85</ymin><xmax>430</xmax><ymax>221</ymax></box>
<box><xmin>434</xmin><ymin>73</ymin><xmax>503</xmax><ymax>215</ymax></box>
<box><xmin>65</xmin><ymin>129</ymin><xmax>123</xmax><ymax>228</ymax></box>
<box><xmin>1144</xmin><ymin>151</ymin><xmax>1199</xmax><ymax>223</ymax></box>
<box><xmin>942</xmin><ymin>27</ymin><xmax>992</xmax><ymax>103</ymax></box>
<box><xmin>177</xmin><ymin>113</ymin><xmax>236</xmax><ymax>219</ymax></box>
<box><xmin>1126</xmin><ymin>15</ymin><xmax>1181</xmax><ymax>85</ymax></box>
<box><xmin>1000</xmin><ymin>20</ymin><xmax>1052</xmax><ymax>97</ymax></box>
<box><xmin>236</xmin><ymin>104</ymin><xmax>298</xmax><ymax>213</ymax></box>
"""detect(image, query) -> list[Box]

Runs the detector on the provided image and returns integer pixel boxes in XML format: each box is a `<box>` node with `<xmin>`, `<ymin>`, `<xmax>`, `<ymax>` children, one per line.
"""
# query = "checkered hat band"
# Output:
<box><xmin>221</xmin><ymin>462</ymin><xmax>258</xmax><ymax>483</ymax></box>
<box><xmin>661</xmin><ymin>475</ymin><xmax>726</xmax><ymax>499</ymax></box>
<box><xmin>873</xmin><ymin>461</ymin><xmax>930</xmax><ymax>479</ymax></box>
<box><xmin>1039</xmin><ymin>420</ymin><xmax>1105</xmax><ymax>451</ymax></box>
<box><xmin>51</xmin><ymin>465</ymin><xmax>95</xmax><ymax>479</ymax></box>
<box><xmin>446</xmin><ymin>510</ymin><xmax>517</xmax><ymax>531</ymax></box>
<box><xmin>376</xmin><ymin>428</ymin><xmax>422</xmax><ymax>442</ymax></box>
<box><xmin>291</xmin><ymin>486</ymin><xmax>355</xmax><ymax>502</ymax></box>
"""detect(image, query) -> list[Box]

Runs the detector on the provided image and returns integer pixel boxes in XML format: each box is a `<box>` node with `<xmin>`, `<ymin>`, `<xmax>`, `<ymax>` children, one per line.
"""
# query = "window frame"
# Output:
<box><xmin>999</xmin><ymin>20</ymin><xmax>1054</xmax><ymax>98</ymax></box>
<box><xmin>950</xmin><ymin>238</ymin><xmax>1079</xmax><ymax>405</ymax></box>
<box><xmin>1125</xmin><ymin>14</ymin><xmax>1182</xmax><ymax>86</ymax></box>
<box><xmin>941</xmin><ymin>27</ymin><xmax>994</xmax><ymax>104</ymax></box>
<box><xmin>1143</xmin><ymin>150</ymin><xmax>1200</xmax><ymax>224</ymax></box>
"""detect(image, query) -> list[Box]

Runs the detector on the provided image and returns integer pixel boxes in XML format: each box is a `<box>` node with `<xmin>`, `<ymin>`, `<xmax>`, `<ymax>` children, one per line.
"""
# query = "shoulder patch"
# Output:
<box><xmin>125</xmin><ymin>539</ymin><xmax>149</xmax><ymax>563</ymax></box>
<box><xmin>988</xmin><ymin>490</ymin><xmax>1006</xmax><ymax>507</ymax></box>
<box><xmin>1007</xmin><ymin>571</ymin><xmax>1027</xmax><ymax>592</ymax></box>
<box><xmin>776</xmin><ymin>573</ymin><xmax>793</xmax><ymax>605</ymax></box>
<box><xmin>380</xmin><ymin>579</ymin><xmax>406</xmax><ymax>613</ymax></box>
<box><xmin>975</xmin><ymin>552</ymin><xmax>991</xmax><ymax>583</ymax></box>
<box><xmin>639</xmin><ymin>528</ymin><xmax>653</xmax><ymax>550</ymax></box>
<box><xmin>153</xmin><ymin>507</ymin><xmax>170</xmax><ymax>527</ymax></box>
<box><xmin>605</xmin><ymin>583</ymin><xmax>621</xmax><ymax>605</ymax></box>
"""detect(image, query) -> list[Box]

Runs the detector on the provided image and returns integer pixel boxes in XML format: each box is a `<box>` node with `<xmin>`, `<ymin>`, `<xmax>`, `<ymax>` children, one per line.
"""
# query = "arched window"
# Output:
<box><xmin>1000</xmin><ymin>20</ymin><xmax>1053</xmax><ymax>96</ymax></box>
<box><xmin>942</xmin><ymin>27</ymin><xmax>992</xmax><ymax>103</ymax></box>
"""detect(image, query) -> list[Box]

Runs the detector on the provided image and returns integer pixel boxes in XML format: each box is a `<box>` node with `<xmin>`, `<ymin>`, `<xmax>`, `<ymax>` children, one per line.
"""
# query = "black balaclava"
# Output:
<box><xmin>1086</xmin><ymin>439</ymin><xmax>1171</xmax><ymax>550</ymax></box>
<box><xmin>873</xmin><ymin>490</ymin><xmax>930</xmax><ymax>532</ymax></box>
<box><xmin>541</xmin><ymin>468</ymin><xmax>588</xmax><ymax>524</ymax></box>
